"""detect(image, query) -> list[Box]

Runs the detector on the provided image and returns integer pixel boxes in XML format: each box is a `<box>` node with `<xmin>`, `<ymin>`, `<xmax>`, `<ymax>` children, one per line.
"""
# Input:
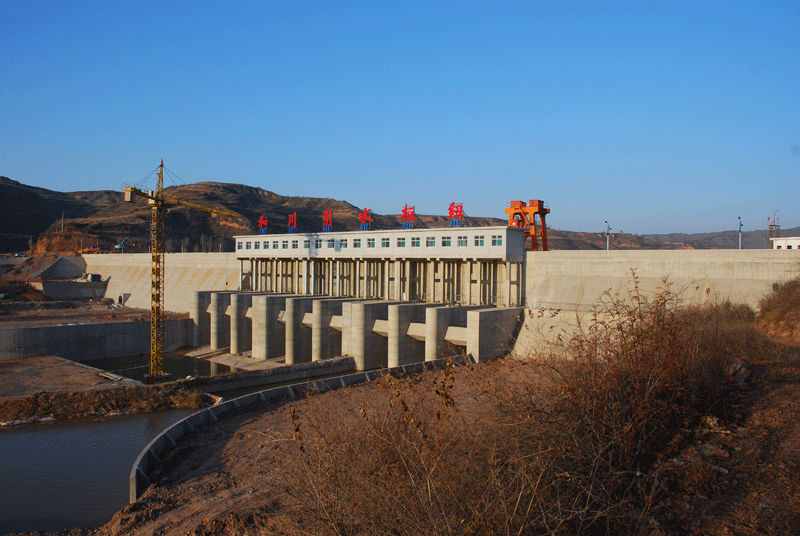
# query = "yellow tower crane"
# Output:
<box><xmin>124</xmin><ymin>160</ymin><xmax>239</xmax><ymax>383</ymax></box>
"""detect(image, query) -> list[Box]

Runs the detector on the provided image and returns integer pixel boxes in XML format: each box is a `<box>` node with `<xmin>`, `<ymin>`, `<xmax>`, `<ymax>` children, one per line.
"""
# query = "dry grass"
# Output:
<box><xmin>757</xmin><ymin>277</ymin><xmax>800</xmax><ymax>345</ymax></box>
<box><xmin>242</xmin><ymin>276</ymin><xmax>790</xmax><ymax>536</ymax></box>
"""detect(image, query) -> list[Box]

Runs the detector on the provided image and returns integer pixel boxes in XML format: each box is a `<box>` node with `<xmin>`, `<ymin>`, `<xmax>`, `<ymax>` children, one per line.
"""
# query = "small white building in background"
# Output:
<box><xmin>771</xmin><ymin>237</ymin><xmax>800</xmax><ymax>250</ymax></box>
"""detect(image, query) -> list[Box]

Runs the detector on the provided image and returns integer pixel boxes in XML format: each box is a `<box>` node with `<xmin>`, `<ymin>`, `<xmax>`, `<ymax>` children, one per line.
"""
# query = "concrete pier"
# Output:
<box><xmin>209</xmin><ymin>292</ymin><xmax>234</xmax><ymax>351</ymax></box>
<box><xmin>345</xmin><ymin>300</ymin><xmax>390</xmax><ymax>371</ymax></box>
<box><xmin>251</xmin><ymin>294</ymin><xmax>295</xmax><ymax>360</ymax></box>
<box><xmin>465</xmin><ymin>306</ymin><xmax>524</xmax><ymax>360</ymax></box>
<box><xmin>229</xmin><ymin>293</ymin><xmax>253</xmax><ymax>355</ymax></box>
<box><xmin>190</xmin><ymin>291</ymin><xmax>213</xmax><ymax>347</ymax></box>
<box><xmin>424</xmin><ymin>305</ymin><xmax>485</xmax><ymax>361</ymax></box>
<box><xmin>283</xmin><ymin>297</ymin><xmax>316</xmax><ymax>365</ymax></box>
<box><xmin>311</xmin><ymin>298</ymin><xmax>350</xmax><ymax>362</ymax></box>
<box><xmin>387</xmin><ymin>303</ymin><xmax>432</xmax><ymax>368</ymax></box>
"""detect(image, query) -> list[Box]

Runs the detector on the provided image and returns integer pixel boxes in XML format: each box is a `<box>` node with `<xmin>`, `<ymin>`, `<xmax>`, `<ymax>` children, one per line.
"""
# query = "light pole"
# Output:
<box><xmin>605</xmin><ymin>221</ymin><xmax>611</xmax><ymax>251</ymax></box>
<box><xmin>738</xmin><ymin>216</ymin><xmax>742</xmax><ymax>250</ymax></box>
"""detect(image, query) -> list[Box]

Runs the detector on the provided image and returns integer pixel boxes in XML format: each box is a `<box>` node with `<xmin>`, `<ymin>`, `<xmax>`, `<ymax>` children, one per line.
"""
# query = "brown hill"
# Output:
<box><xmin>0</xmin><ymin>176</ymin><xmax>785</xmax><ymax>254</ymax></box>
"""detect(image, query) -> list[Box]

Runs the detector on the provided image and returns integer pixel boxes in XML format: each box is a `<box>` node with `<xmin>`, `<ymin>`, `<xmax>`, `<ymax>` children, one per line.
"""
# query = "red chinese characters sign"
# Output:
<box><xmin>287</xmin><ymin>212</ymin><xmax>297</xmax><ymax>228</ymax></box>
<box><xmin>401</xmin><ymin>204</ymin><xmax>415</xmax><ymax>222</ymax></box>
<box><xmin>323</xmin><ymin>210</ymin><xmax>332</xmax><ymax>227</ymax></box>
<box><xmin>358</xmin><ymin>207</ymin><xmax>372</xmax><ymax>230</ymax></box>
<box><xmin>358</xmin><ymin>208</ymin><xmax>372</xmax><ymax>224</ymax></box>
<box><xmin>257</xmin><ymin>215</ymin><xmax>268</xmax><ymax>234</ymax></box>
<box><xmin>448</xmin><ymin>202</ymin><xmax>464</xmax><ymax>227</ymax></box>
<box><xmin>448</xmin><ymin>202</ymin><xmax>464</xmax><ymax>218</ymax></box>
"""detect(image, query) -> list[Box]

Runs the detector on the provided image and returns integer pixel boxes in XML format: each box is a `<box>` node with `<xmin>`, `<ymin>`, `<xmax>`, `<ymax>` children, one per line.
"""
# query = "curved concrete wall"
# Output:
<box><xmin>130</xmin><ymin>355</ymin><xmax>468</xmax><ymax>502</ymax></box>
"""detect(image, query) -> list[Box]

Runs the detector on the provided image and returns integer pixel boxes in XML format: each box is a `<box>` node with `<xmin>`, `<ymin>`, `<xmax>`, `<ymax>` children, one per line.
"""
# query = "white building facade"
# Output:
<box><xmin>770</xmin><ymin>237</ymin><xmax>800</xmax><ymax>250</ymax></box>
<box><xmin>234</xmin><ymin>226</ymin><xmax>527</xmax><ymax>306</ymax></box>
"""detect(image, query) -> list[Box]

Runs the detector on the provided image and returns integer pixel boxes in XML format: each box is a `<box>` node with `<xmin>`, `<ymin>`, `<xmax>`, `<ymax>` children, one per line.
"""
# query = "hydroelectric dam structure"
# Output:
<box><xmin>1</xmin><ymin>224</ymin><xmax>798</xmax><ymax>367</ymax></box>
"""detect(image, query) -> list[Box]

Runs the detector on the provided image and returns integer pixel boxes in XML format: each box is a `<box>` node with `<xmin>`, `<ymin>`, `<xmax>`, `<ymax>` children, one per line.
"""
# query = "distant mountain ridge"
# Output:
<box><xmin>0</xmin><ymin>176</ymin><xmax>789</xmax><ymax>253</ymax></box>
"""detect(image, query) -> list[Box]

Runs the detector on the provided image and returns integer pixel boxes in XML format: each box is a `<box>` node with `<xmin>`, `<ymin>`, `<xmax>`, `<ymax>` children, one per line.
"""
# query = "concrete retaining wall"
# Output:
<box><xmin>516</xmin><ymin>249</ymin><xmax>800</xmax><ymax>357</ymax></box>
<box><xmin>178</xmin><ymin>356</ymin><xmax>356</xmax><ymax>394</ymax></box>
<box><xmin>130</xmin><ymin>355</ymin><xmax>468</xmax><ymax>503</ymax></box>
<box><xmin>84</xmin><ymin>253</ymin><xmax>240</xmax><ymax>313</ymax></box>
<box><xmin>0</xmin><ymin>318</ymin><xmax>192</xmax><ymax>361</ymax></box>
<box><xmin>29</xmin><ymin>280</ymin><xmax>108</xmax><ymax>299</ymax></box>
<box><xmin>525</xmin><ymin>249</ymin><xmax>800</xmax><ymax>312</ymax></box>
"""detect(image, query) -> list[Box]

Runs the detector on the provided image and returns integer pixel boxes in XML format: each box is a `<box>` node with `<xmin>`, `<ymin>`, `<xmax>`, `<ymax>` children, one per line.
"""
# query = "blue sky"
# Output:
<box><xmin>1</xmin><ymin>0</ymin><xmax>798</xmax><ymax>234</ymax></box>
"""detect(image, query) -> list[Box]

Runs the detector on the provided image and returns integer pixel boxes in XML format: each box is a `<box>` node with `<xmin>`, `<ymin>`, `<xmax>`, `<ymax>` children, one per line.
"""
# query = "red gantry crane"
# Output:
<box><xmin>505</xmin><ymin>200</ymin><xmax>550</xmax><ymax>251</ymax></box>
<box><xmin>124</xmin><ymin>160</ymin><xmax>239</xmax><ymax>382</ymax></box>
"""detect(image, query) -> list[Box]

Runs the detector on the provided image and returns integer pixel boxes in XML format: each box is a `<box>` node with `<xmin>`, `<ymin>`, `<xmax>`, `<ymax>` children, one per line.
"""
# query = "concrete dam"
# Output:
<box><xmin>3</xmin><ymin>225</ymin><xmax>798</xmax><ymax>366</ymax></box>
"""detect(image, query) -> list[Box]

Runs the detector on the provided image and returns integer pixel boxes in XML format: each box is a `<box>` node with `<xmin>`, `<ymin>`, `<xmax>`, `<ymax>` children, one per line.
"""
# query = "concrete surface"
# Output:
<box><xmin>84</xmin><ymin>253</ymin><xmax>241</xmax><ymax>312</ymax></box>
<box><xmin>466</xmin><ymin>307</ymin><xmax>523</xmax><ymax>361</ymax></box>
<box><xmin>29</xmin><ymin>280</ymin><xmax>108</xmax><ymax>299</ymax></box>
<box><xmin>0</xmin><ymin>318</ymin><xmax>192</xmax><ymax>361</ymax></box>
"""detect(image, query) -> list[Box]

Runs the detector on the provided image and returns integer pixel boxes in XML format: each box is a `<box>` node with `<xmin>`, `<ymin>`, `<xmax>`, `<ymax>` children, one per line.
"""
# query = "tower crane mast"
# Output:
<box><xmin>124</xmin><ymin>160</ymin><xmax>239</xmax><ymax>382</ymax></box>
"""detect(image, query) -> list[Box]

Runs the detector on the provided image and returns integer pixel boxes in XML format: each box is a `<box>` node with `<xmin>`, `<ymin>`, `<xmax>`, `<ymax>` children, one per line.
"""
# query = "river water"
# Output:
<box><xmin>0</xmin><ymin>353</ymin><xmax>231</xmax><ymax>534</ymax></box>
<box><xmin>0</xmin><ymin>409</ymin><xmax>197</xmax><ymax>534</ymax></box>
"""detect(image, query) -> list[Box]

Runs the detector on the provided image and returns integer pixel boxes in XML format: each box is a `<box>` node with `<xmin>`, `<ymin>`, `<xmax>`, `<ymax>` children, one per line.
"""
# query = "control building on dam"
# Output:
<box><xmin>196</xmin><ymin>226</ymin><xmax>528</xmax><ymax>370</ymax></box>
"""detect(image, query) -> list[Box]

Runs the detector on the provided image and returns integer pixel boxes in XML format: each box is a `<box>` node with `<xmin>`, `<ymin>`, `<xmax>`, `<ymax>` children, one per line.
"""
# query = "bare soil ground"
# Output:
<box><xmin>5</xmin><ymin>355</ymin><xmax>799</xmax><ymax>536</ymax></box>
<box><xmin>0</xmin><ymin>299</ymin><xmax>186</xmax><ymax>328</ymax></box>
<box><xmin>0</xmin><ymin>354</ymin><xmax>213</xmax><ymax>425</ymax></box>
<box><xmin>0</xmin><ymin>299</ymin><xmax>194</xmax><ymax>426</ymax></box>
<box><xmin>0</xmin><ymin>355</ymin><xmax>138</xmax><ymax>399</ymax></box>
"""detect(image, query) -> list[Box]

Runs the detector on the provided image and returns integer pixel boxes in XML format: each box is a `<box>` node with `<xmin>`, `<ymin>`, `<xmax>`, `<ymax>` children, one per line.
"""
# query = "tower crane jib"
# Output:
<box><xmin>123</xmin><ymin>160</ymin><xmax>240</xmax><ymax>382</ymax></box>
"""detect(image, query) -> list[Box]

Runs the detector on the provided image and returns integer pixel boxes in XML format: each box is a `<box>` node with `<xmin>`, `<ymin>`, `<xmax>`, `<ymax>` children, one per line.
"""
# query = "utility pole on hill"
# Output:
<box><xmin>738</xmin><ymin>216</ymin><xmax>743</xmax><ymax>250</ymax></box>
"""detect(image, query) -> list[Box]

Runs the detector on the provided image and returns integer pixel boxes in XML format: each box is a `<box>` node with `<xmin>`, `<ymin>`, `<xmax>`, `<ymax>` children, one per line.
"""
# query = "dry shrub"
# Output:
<box><xmin>272</xmin><ymin>276</ymin><xmax>769</xmax><ymax>535</ymax></box>
<box><xmin>759</xmin><ymin>277</ymin><xmax>800</xmax><ymax>322</ymax></box>
<box><xmin>553</xmin><ymin>277</ymin><xmax>745</xmax><ymax>470</ymax></box>
<box><xmin>757</xmin><ymin>276</ymin><xmax>800</xmax><ymax>343</ymax></box>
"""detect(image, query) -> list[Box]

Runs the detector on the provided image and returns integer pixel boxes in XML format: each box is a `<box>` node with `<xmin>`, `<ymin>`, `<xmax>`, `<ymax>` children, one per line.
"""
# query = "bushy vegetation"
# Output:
<box><xmin>261</xmin><ymin>279</ymin><xmax>781</xmax><ymax>536</ymax></box>
<box><xmin>757</xmin><ymin>277</ymin><xmax>800</xmax><ymax>342</ymax></box>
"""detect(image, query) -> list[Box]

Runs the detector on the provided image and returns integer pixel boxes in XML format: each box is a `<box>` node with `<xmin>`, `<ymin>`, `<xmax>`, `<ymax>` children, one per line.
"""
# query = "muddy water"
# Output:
<box><xmin>0</xmin><ymin>409</ymin><xmax>197</xmax><ymax>534</ymax></box>
<box><xmin>82</xmin><ymin>352</ymin><xmax>230</xmax><ymax>382</ymax></box>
